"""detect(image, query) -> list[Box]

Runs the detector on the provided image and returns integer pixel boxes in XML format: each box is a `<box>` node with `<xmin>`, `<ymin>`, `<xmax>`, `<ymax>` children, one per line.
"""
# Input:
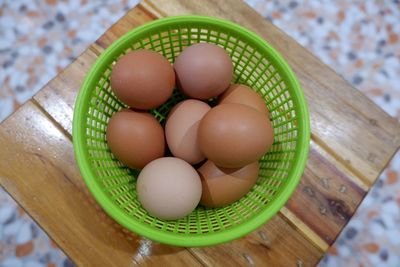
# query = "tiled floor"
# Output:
<box><xmin>0</xmin><ymin>0</ymin><xmax>399</xmax><ymax>266</ymax></box>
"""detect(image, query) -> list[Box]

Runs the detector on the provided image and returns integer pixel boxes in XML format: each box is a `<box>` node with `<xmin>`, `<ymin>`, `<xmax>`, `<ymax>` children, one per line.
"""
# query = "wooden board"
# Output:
<box><xmin>1</xmin><ymin>0</ymin><xmax>400</xmax><ymax>266</ymax></box>
<box><xmin>0</xmin><ymin>102</ymin><xmax>201</xmax><ymax>267</ymax></box>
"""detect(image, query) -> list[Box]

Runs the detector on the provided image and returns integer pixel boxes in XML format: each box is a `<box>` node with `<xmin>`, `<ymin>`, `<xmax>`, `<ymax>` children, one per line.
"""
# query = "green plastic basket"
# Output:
<box><xmin>73</xmin><ymin>16</ymin><xmax>310</xmax><ymax>247</ymax></box>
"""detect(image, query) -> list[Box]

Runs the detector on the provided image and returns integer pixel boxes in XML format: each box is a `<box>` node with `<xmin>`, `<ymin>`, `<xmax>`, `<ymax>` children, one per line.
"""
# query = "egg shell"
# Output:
<box><xmin>106</xmin><ymin>109</ymin><xmax>165</xmax><ymax>169</ymax></box>
<box><xmin>198</xmin><ymin>103</ymin><xmax>274</xmax><ymax>168</ymax></box>
<box><xmin>165</xmin><ymin>100</ymin><xmax>211</xmax><ymax>164</ymax></box>
<box><xmin>137</xmin><ymin>157</ymin><xmax>202</xmax><ymax>220</ymax></box>
<box><xmin>198</xmin><ymin>160</ymin><xmax>259</xmax><ymax>208</ymax></box>
<box><xmin>219</xmin><ymin>84</ymin><xmax>270</xmax><ymax>117</ymax></box>
<box><xmin>174</xmin><ymin>43</ymin><xmax>233</xmax><ymax>100</ymax></box>
<box><xmin>110</xmin><ymin>50</ymin><xmax>175</xmax><ymax>109</ymax></box>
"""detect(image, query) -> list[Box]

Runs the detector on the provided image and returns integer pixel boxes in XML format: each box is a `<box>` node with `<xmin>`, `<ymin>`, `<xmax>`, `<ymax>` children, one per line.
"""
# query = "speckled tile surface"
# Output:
<box><xmin>244</xmin><ymin>1</ymin><xmax>400</xmax><ymax>266</ymax></box>
<box><xmin>0</xmin><ymin>1</ymin><xmax>140</xmax><ymax>266</ymax></box>
<box><xmin>0</xmin><ymin>0</ymin><xmax>399</xmax><ymax>266</ymax></box>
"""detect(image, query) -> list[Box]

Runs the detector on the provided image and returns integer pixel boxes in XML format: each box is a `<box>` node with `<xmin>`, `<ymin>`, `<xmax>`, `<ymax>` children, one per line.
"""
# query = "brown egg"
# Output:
<box><xmin>174</xmin><ymin>43</ymin><xmax>233</xmax><ymax>100</ymax></box>
<box><xmin>106</xmin><ymin>109</ymin><xmax>165</xmax><ymax>169</ymax></box>
<box><xmin>198</xmin><ymin>160</ymin><xmax>259</xmax><ymax>208</ymax></box>
<box><xmin>219</xmin><ymin>84</ymin><xmax>270</xmax><ymax>117</ymax></box>
<box><xmin>198</xmin><ymin>103</ymin><xmax>274</xmax><ymax>168</ymax></box>
<box><xmin>165</xmin><ymin>100</ymin><xmax>211</xmax><ymax>164</ymax></box>
<box><xmin>110</xmin><ymin>50</ymin><xmax>175</xmax><ymax>110</ymax></box>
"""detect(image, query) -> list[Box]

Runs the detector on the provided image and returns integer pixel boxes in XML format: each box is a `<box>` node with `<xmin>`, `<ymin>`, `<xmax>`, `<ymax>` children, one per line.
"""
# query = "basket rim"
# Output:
<box><xmin>72</xmin><ymin>15</ymin><xmax>310</xmax><ymax>247</ymax></box>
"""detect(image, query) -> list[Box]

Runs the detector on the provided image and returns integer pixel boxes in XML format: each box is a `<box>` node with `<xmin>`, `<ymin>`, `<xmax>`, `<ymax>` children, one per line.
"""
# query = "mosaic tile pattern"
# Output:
<box><xmin>0</xmin><ymin>0</ymin><xmax>139</xmax><ymax>122</ymax></box>
<box><xmin>0</xmin><ymin>188</ymin><xmax>75</xmax><ymax>267</ymax></box>
<box><xmin>244</xmin><ymin>1</ymin><xmax>400</xmax><ymax>266</ymax></box>
<box><xmin>0</xmin><ymin>1</ymin><xmax>139</xmax><ymax>266</ymax></box>
<box><xmin>0</xmin><ymin>0</ymin><xmax>399</xmax><ymax>266</ymax></box>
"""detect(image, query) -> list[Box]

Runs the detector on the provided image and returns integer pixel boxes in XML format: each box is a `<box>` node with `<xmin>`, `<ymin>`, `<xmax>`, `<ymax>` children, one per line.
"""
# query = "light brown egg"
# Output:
<box><xmin>137</xmin><ymin>157</ymin><xmax>202</xmax><ymax>220</ymax></box>
<box><xmin>198</xmin><ymin>103</ymin><xmax>274</xmax><ymax>168</ymax></box>
<box><xmin>174</xmin><ymin>43</ymin><xmax>233</xmax><ymax>100</ymax></box>
<box><xmin>110</xmin><ymin>50</ymin><xmax>175</xmax><ymax>110</ymax></box>
<box><xmin>165</xmin><ymin>100</ymin><xmax>211</xmax><ymax>164</ymax></box>
<box><xmin>219</xmin><ymin>84</ymin><xmax>270</xmax><ymax>117</ymax></box>
<box><xmin>106</xmin><ymin>109</ymin><xmax>165</xmax><ymax>169</ymax></box>
<box><xmin>198</xmin><ymin>160</ymin><xmax>259</xmax><ymax>208</ymax></box>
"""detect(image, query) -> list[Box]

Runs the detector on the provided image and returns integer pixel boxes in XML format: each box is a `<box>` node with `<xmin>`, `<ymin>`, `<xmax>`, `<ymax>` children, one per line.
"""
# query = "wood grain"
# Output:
<box><xmin>0</xmin><ymin>102</ymin><xmax>323</xmax><ymax>267</ymax></box>
<box><xmin>190</xmin><ymin>215</ymin><xmax>321</xmax><ymax>267</ymax></box>
<box><xmin>286</xmin><ymin>140</ymin><xmax>366</xmax><ymax>245</ymax></box>
<box><xmin>1</xmin><ymin>1</ymin><xmax>399</xmax><ymax>266</ymax></box>
<box><xmin>0</xmin><ymin>102</ymin><xmax>201</xmax><ymax>267</ymax></box>
<box><xmin>33</xmin><ymin>48</ymin><xmax>99</xmax><ymax>136</ymax></box>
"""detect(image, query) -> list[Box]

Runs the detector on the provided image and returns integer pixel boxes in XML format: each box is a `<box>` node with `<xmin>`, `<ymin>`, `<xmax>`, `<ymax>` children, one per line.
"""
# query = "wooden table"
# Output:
<box><xmin>1</xmin><ymin>1</ymin><xmax>399</xmax><ymax>266</ymax></box>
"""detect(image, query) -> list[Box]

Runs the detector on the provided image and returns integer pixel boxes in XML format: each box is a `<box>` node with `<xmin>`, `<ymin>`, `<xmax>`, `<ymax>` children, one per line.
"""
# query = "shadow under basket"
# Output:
<box><xmin>73</xmin><ymin>15</ymin><xmax>310</xmax><ymax>247</ymax></box>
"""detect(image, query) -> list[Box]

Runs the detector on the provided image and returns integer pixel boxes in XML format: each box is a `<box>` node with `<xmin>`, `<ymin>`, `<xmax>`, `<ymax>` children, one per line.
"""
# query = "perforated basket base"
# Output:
<box><xmin>73</xmin><ymin>16</ymin><xmax>310</xmax><ymax>247</ymax></box>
